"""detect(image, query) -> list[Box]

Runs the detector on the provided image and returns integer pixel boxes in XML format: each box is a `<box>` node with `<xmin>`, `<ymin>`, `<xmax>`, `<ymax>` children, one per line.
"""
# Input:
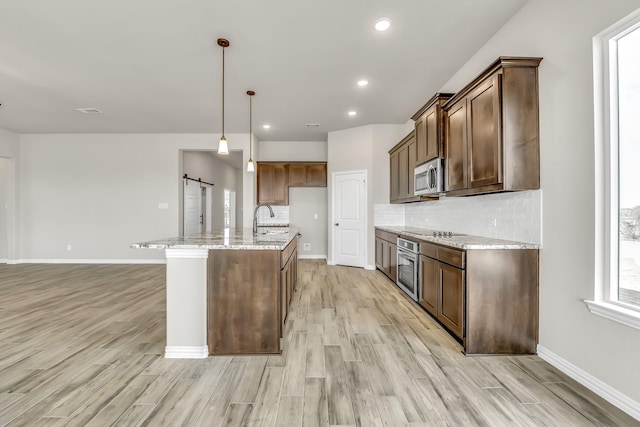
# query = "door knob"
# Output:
<box><xmin>334</xmin><ymin>223</ymin><xmax>339</xmax><ymax>226</ymax></box>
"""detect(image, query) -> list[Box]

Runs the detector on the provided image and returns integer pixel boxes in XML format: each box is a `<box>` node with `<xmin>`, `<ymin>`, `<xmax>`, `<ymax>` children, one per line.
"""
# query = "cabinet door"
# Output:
<box><xmin>390</xmin><ymin>152</ymin><xmax>399</xmax><ymax>202</ymax></box>
<box><xmin>257</xmin><ymin>163</ymin><xmax>274</xmax><ymax>204</ymax></box>
<box><xmin>288</xmin><ymin>164</ymin><xmax>306</xmax><ymax>186</ymax></box>
<box><xmin>375</xmin><ymin>237</ymin><xmax>384</xmax><ymax>269</ymax></box>
<box><xmin>445</xmin><ymin>100</ymin><xmax>468</xmax><ymax>192</ymax></box>
<box><xmin>306</xmin><ymin>164</ymin><xmax>327</xmax><ymax>186</ymax></box>
<box><xmin>415</xmin><ymin>112</ymin><xmax>428</xmax><ymax>165</ymax></box>
<box><xmin>438</xmin><ymin>263</ymin><xmax>465</xmax><ymax>339</ymax></box>
<box><xmin>407</xmin><ymin>136</ymin><xmax>417</xmax><ymax>198</ymax></box>
<box><xmin>291</xmin><ymin>250</ymin><xmax>298</xmax><ymax>292</ymax></box>
<box><xmin>419</xmin><ymin>255</ymin><xmax>438</xmax><ymax>317</ymax></box>
<box><xmin>468</xmin><ymin>74</ymin><xmax>502</xmax><ymax>188</ymax></box>
<box><xmin>388</xmin><ymin>242</ymin><xmax>398</xmax><ymax>282</ymax></box>
<box><xmin>272</xmin><ymin>165</ymin><xmax>288</xmax><ymax>204</ymax></box>
<box><xmin>425</xmin><ymin>107</ymin><xmax>439</xmax><ymax>161</ymax></box>
<box><xmin>258</xmin><ymin>164</ymin><xmax>289</xmax><ymax>205</ymax></box>
<box><xmin>280</xmin><ymin>263</ymin><xmax>289</xmax><ymax>337</ymax></box>
<box><xmin>398</xmin><ymin>146</ymin><xmax>409</xmax><ymax>200</ymax></box>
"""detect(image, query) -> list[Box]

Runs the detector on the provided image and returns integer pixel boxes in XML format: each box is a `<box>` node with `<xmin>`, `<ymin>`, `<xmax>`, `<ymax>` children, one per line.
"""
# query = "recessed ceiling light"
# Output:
<box><xmin>357</xmin><ymin>80</ymin><xmax>369</xmax><ymax>87</ymax></box>
<box><xmin>375</xmin><ymin>18</ymin><xmax>391</xmax><ymax>31</ymax></box>
<box><xmin>263</xmin><ymin>124</ymin><xmax>271</xmax><ymax>129</ymax></box>
<box><xmin>348</xmin><ymin>111</ymin><xmax>357</xmax><ymax>116</ymax></box>
<box><xmin>75</xmin><ymin>107</ymin><xmax>102</xmax><ymax>114</ymax></box>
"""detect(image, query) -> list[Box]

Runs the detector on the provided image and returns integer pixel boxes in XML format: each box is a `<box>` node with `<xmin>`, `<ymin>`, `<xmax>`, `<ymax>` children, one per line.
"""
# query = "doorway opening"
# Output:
<box><xmin>224</xmin><ymin>189</ymin><xmax>236</xmax><ymax>228</ymax></box>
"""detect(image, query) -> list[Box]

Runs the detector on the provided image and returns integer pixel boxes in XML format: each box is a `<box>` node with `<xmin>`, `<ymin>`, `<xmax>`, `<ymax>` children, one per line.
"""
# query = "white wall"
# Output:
<box><xmin>290</xmin><ymin>187</ymin><xmax>327</xmax><ymax>257</ymax></box>
<box><xmin>0</xmin><ymin>129</ymin><xmax>19</xmax><ymax>262</ymax></box>
<box><xmin>182</xmin><ymin>151</ymin><xmax>241</xmax><ymax>230</ymax></box>
<box><xmin>259</xmin><ymin>140</ymin><xmax>327</xmax><ymax>161</ymax></box>
<box><xmin>0</xmin><ymin>158</ymin><xmax>9</xmax><ymax>260</ymax></box>
<box><xmin>258</xmin><ymin>140</ymin><xmax>329</xmax><ymax>258</ymax></box>
<box><xmin>438</xmin><ymin>0</ymin><xmax>640</xmax><ymax>406</ymax></box>
<box><xmin>327</xmin><ymin>124</ymin><xmax>412</xmax><ymax>267</ymax></box>
<box><xmin>18</xmin><ymin>133</ymin><xmax>254</xmax><ymax>261</ymax></box>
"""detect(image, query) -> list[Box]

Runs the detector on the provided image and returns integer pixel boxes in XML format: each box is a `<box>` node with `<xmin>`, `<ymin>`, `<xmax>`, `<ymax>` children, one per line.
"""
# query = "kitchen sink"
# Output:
<box><xmin>257</xmin><ymin>229</ymin><xmax>289</xmax><ymax>235</ymax></box>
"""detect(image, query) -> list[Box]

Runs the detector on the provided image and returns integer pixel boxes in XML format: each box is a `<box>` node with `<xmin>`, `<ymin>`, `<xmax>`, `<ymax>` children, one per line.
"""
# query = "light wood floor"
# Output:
<box><xmin>0</xmin><ymin>260</ymin><xmax>637</xmax><ymax>426</ymax></box>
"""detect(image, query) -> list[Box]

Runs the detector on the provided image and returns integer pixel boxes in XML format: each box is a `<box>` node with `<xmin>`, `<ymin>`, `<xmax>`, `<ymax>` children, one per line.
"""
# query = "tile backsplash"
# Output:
<box><xmin>256</xmin><ymin>205</ymin><xmax>290</xmax><ymax>225</ymax></box>
<box><xmin>375</xmin><ymin>190</ymin><xmax>542</xmax><ymax>244</ymax></box>
<box><xmin>374</xmin><ymin>204</ymin><xmax>406</xmax><ymax>226</ymax></box>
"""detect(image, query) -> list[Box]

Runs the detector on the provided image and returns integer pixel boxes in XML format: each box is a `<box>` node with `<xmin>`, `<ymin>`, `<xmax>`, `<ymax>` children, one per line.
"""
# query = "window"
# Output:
<box><xmin>223</xmin><ymin>189</ymin><xmax>236</xmax><ymax>228</ymax></box>
<box><xmin>588</xmin><ymin>9</ymin><xmax>640</xmax><ymax>329</ymax></box>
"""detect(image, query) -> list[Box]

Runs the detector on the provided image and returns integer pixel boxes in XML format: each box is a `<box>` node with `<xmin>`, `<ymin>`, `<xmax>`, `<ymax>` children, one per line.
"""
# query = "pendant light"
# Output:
<box><xmin>217</xmin><ymin>38</ymin><xmax>230</xmax><ymax>155</ymax></box>
<box><xmin>246</xmin><ymin>90</ymin><xmax>255</xmax><ymax>172</ymax></box>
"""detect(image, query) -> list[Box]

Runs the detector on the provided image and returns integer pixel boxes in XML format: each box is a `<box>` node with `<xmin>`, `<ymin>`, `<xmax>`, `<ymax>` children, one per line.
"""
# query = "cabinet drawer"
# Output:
<box><xmin>375</xmin><ymin>229</ymin><xmax>388</xmax><ymax>241</ymax></box>
<box><xmin>437</xmin><ymin>246</ymin><xmax>465</xmax><ymax>269</ymax></box>
<box><xmin>420</xmin><ymin>242</ymin><xmax>437</xmax><ymax>258</ymax></box>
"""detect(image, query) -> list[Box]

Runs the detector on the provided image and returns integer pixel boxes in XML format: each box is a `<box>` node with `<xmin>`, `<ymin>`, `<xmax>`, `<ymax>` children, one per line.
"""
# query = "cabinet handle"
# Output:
<box><xmin>334</xmin><ymin>223</ymin><xmax>339</xmax><ymax>226</ymax></box>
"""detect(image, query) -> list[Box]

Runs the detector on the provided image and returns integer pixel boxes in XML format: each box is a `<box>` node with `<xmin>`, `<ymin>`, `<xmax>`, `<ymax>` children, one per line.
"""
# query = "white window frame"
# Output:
<box><xmin>587</xmin><ymin>8</ymin><xmax>640</xmax><ymax>330</ymax></box>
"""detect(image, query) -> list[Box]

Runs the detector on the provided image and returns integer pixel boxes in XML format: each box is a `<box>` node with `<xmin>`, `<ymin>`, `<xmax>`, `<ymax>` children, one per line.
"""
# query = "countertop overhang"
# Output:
<box><xmin>131</xmin><ymin>227</ymin><xmax>300</xmax><ymax>251</ymax></box>
<box><xmin>376</xmin><ymin>225</ymin><xmax>540</xmax><ymax>250</ymax></box>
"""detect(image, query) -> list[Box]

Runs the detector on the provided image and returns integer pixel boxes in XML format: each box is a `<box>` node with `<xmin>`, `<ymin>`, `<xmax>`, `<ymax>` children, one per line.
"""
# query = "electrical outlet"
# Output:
<box><xmin>66</xmin><ymin>244</ymin><xmax>72</xmax><ymax>251</ymax></box>
<box><xmin>303</xmin><ymin>243</ymin><xmax>311</xmax><ymax>251</ymax></box>
<box><xmin>313</xmin><ymin>213</ymin><xmax>318</xmax><ymax>219</ymax></box>
<box><xmin>491</xmin><ymin>218</ymin><xmax>497</xmax><ymax>227</ymax></box>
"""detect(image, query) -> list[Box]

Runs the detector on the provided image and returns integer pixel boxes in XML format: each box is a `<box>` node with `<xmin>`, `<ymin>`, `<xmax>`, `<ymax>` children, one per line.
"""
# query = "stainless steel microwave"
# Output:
<box><xmin>414</xmin><ymin>158</ymin><xmax>444</xmax><ymax>195</ymax></box>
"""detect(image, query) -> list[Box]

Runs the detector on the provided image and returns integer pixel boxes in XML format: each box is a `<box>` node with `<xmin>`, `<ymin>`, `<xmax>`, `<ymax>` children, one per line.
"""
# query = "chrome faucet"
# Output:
<box><xmin>253</xmin><ymin>203</ymin><xmax>275</xmax><ymax>233</ymax></box>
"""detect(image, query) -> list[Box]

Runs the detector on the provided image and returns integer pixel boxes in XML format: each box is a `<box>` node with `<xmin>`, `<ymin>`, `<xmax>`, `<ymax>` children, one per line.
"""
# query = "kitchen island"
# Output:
<box><xmin>132</xmin><ymin>227</ymin><xmax>299</xmax><ymax>358</ymax></box>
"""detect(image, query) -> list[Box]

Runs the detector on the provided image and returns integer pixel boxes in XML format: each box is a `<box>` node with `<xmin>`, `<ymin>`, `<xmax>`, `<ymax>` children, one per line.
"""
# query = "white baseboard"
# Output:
<box><xmin>164</xmin><ymin>345</ymin><xmax>209</xmax><ymax>359</ymax></box>
<box><xmin>364</xmin><ymin>264</ymin><xmax>375</xmax><ymax>270</ymax></box>
<box><xmin>326</xmin><ymin>259</ymin><xmax>335</xmax><ymax>265</ymax></box>
<box><xmin>13</xmin><ymin>259</ymin><xmax>166</xmax><ymax>265</ymax></box>
<box><xmin>537</xmin><ymin>345</ymin><xmax>640</xmax><ymax>421</ymax></box>
<box><xmin>0</xmin><ymin>259</ymin><xmax>7</xmax><ymax>264</ymax></box>
<box><xmin>298</xmin><ymin>255</ymin><xmax>327</xmax><ymax>260</ymax></box>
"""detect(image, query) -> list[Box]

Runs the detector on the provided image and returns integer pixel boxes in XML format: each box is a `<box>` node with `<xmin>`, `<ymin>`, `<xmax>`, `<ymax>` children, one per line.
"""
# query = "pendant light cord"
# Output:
<box><xmin>249</xmin><ymin>94</ymin><xmax>252</xmax><ymax>159</ymax></box>
<box><xmin>221</xmin><ymin>46</ymin><xmax>225</xmax><ymax>138</ymax></box>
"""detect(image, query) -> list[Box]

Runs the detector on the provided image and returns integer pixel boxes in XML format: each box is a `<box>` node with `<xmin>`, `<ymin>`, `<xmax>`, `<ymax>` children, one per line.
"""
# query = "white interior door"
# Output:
<box><xmin>184</xmin><ymin>181</ymin><xmax>205</xmax><ymax>235</ymax></box>
<box><xmin>333</xmin><ymin>170</ymin><xmax>367</xmax><ymax>267</ymax></box>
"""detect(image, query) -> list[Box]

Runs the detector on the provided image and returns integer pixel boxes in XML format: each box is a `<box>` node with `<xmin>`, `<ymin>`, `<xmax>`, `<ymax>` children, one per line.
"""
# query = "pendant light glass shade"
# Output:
<box><xmin>247</xmin><ymin>90</ymin><xmax>255</xmax><ymax>172</ymax></box>
<box><xmin>217</xmin><ymin>38</ymin><xmax>230</xmax><ymax>155</ymax></box>
<box><xmin>218</xmin><ymin>136</ymin><xmax>229</xmax><ymax>155</ymax></box>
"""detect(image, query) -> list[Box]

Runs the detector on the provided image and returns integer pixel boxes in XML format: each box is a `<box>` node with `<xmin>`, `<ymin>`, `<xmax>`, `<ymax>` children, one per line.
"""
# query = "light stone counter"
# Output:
<box><xmin>376</xmin><ymin>225</ymin><xmax>540</xmax><ymax>250</ymax></box>
<box><xmin>131</xmin><ymin>227</ymin><xmax>300</xmax><ymax>251</ymax></box>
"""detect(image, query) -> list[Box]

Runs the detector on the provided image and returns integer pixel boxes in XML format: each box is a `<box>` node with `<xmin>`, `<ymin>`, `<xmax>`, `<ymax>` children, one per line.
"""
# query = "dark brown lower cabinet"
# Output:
<box><xmin>438</xmin><ymin>262</ymin><xmax>465</xmax><ymax>339</ymax></box>
<box><xmin>418</xmin><ymin>240</ymin><xmax>539</xmax><ymax>355</ymax></box>
<box><xmin>375</xmin><ymin>229</ymin><xmax>398</xmax><ymax>281</ymax></box>
<box><xmin>418</xmin><ymin>255</ymin><xmax>438</xmax><ymax>317</ymax></box>
<box><xmin>207</xmin><ymin>237</ymin><xmax>298</xmax><ymax>355</ymax></box>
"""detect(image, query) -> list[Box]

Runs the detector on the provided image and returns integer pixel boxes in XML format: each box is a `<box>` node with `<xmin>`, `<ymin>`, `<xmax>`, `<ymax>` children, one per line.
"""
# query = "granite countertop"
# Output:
<box><xmin>376</xmin><ymin>225</ymin><xmax>540</xmax><ymax>250</ymax></box>
<box><xmin>131</xmin><ymin>227</ymin><xmax>300</xmax><ymax>251</ymax></box>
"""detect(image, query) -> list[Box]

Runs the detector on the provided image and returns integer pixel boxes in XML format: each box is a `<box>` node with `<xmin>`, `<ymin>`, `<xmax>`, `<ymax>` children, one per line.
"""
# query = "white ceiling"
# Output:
<box><xmin>0</xmin><ymin>0</ymin><xmax>529</xmax><ymax>141</ymax></box>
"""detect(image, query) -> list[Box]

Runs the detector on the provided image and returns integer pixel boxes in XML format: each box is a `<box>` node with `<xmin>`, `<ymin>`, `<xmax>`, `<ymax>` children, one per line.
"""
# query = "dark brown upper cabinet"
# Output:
<box><xmin>257</xmin><ymin>162</ymin><xmax>327</xmax><ymax>205</ymax></box>
<box><xmin>389</xmin><ymin>132</ymin><xmax>420</xmax><ymax>203</ymax></box>
<box><xmin>443</xmin><ymin>57</ymin><xmax>542</xmax><ymax>197</ymax></box>
<box><xmin>412</xmin><ymin>93</ymin><xmax>453</xmax><ymax>166</ymax></box>
<box><xmin>287</xmin><ymin>163</ymin><xmax>327</xmax><ymax>187</ymax></box>
<box><xmin>257</xmin><ymin>163</ymin><xmax>289</xmax><ymax>205</ymax></box>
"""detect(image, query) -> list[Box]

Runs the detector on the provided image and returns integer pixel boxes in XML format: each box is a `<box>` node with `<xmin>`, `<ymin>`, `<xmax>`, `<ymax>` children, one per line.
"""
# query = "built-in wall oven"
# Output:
<box><xmin>396</xmin><ymin>237</ymin><xmax>420</xmax><ymax>301</ymax></box>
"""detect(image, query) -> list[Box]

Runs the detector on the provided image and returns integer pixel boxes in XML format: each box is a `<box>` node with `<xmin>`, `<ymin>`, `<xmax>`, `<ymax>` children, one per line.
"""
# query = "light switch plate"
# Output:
<box><xmin>158</xmin><ymin>202</ymin><xmax>169</xmax><ymax>209</ymax></box>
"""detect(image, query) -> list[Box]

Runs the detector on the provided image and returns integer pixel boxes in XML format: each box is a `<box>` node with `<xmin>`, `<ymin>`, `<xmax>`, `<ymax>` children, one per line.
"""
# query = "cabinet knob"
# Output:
<box><xmin>334</xmin><ymin>223</ymin><xmax>339</xmax><ymax>226</ymax></box>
